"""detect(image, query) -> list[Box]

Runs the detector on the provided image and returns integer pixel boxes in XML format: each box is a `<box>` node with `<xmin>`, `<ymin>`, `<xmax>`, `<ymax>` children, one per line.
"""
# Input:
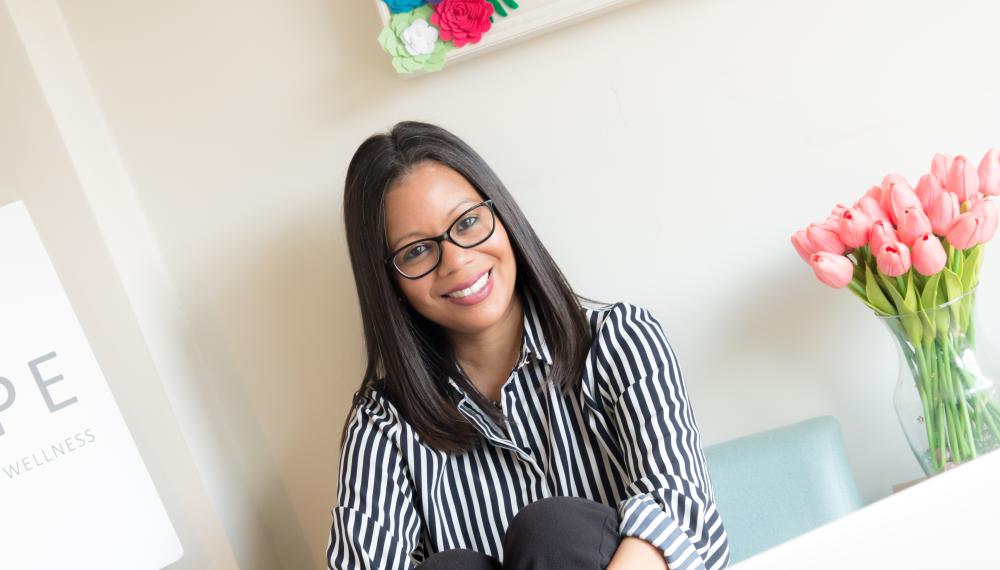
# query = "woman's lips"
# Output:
<box><xmin>441</xmin><ymin>268</ymin><xmax>491</xmax><ymax>297</ymax></box>
<box><xmin>443</xmin><ymin>268</ymin><xmax>494</xmax><ymax>305</ymax></box>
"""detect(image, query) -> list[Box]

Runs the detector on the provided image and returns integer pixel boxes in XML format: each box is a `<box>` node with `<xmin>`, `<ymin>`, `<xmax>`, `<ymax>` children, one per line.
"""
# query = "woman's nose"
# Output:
<box><xmin>438</xmin><ymin>239</ymin><xmax>476</xmax><ymax>274</ymax></box>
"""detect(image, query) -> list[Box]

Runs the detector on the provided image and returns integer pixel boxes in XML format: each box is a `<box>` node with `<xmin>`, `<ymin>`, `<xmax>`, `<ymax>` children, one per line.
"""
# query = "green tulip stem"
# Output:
<box><xmin>948</xmin><ymin>341</ymin><xmax>976</xmax><ymax>459</ymax></box>
<box><xmin>914</xmin><ymin>345</ymin><xmax>939</xmax><ymax>469</ymax></box>
<box><xmin>938</xmin><ymin>346</ymin><xmax>963</xmax><ymax>463</ymax></box>
<box><xmin>937</xmin><ymin>405</ymin><xmax>948</xmax><ymax>467</ymax></box>
<box><xmin>985</xmin><ymin>405</ymin><xmax>1000</xmax><ymax>445</ymax></box>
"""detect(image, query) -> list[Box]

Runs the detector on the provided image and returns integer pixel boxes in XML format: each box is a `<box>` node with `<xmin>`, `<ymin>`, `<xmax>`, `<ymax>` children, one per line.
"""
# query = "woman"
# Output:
<box><xmin>328</xmin><ymin>121</ymin><xmax>729</xmax><ymax>570</ymax></box>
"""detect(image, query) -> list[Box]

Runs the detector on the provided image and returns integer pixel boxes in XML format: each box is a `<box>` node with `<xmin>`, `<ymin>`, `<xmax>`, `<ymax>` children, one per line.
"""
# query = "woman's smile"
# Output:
<box><xmin>443</xmin><ymin>267</ymin><xmax>494</xmax><ymax>305</ymax></box>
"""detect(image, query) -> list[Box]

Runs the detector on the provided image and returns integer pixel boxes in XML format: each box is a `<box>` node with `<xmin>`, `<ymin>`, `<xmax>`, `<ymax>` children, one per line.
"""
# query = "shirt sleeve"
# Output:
<box><xmin>596</xmin><ymin>303</ymin><xmax>730</xmax><ymax>570</ymax></box>
<box><xmin>328</xmin><ymin>393</ymin><xmax>422</xmax><ymax>570</ymax></box>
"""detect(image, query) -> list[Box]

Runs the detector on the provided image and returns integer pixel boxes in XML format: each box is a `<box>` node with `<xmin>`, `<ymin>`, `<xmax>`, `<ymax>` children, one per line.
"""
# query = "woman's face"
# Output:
<box><xmin>384</xmin><ymin>161</ymin><xmax>517</xmax><ymax>335</ymax></box>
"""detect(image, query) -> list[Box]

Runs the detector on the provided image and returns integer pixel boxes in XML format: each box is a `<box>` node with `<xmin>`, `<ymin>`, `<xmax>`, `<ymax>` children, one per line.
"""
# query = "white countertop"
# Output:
<box><xmin>733</xmin><ymin>448</ymin><xmax>1000</xmax><ymax>569</ymax></box>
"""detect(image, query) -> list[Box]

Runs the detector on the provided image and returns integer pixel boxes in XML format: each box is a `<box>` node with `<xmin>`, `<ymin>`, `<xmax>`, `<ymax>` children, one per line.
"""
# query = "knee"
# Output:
<box><xmin>507</xmin><ymin>496</ymin><xmax>582</xmax><ymax>539</ymax></box>
<box><xmin>419</xmin><ymin>548</ymin><xmax>500</xmax><ymax>570</ymax></box>
<box><xmin>504</xmin><ymin>496</ymin><xmax>617</xmax><ymax>559</ymax></box>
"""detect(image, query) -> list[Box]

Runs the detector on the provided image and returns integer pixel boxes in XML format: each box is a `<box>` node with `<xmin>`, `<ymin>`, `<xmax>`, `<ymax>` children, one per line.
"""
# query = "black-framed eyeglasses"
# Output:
<box><xmin>385</xmin><ymin>199</ymin><xmax>496</xmax><ymax>279</ymax></box>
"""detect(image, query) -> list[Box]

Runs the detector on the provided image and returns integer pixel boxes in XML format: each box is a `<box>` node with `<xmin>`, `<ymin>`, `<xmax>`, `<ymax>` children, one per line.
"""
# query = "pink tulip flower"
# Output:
<box><xmin>831</xmin><ymin>203</ymin><xmax>848</xmax><ymax>217</ymax></box>
<box><xmin>810</xmin><ymin>252</ymin><xmax>855</xmax><ymax>289</ymax></box>
<box><xmin>971</xmin><ymin>199</ymin><xmax>998</xmax><ymax>245</ymax></box>
<box><xmin>896</xmin><ymin>206</ymin><xmax>933</xmax><ymax>246</ymax></box>
<box><xmin>838</xmin><ymin>207</ymin><xmax>873</xmax><ymax>248</ymax></box>
<box><xmin>945</xmin><ymin>212</ymin><xmax>983</xmax><ymax>250</ymax></box>
<box><xmin>869</xmin><ymin>219</ymin><xmax>899</xmax><ymax>256</ymax></box>
<box><xmin>821</xmin><ymin>213</ymin><xmax>841</xmax><ymax>232</ymax></box>
<box><xmin>876</xmin><ymin>242</ymin><xmax>912</xmax><ymax>277</ymax></box>
<box><xmin>807</xmin><ymin>223</ymin><xmax>849</xmax><ymax>255</ymax></box>
<box><xmin>855</xmin><ymin>195</ymin><xmax>891</xmax><ymax>224</ymax></box>
<box><xmin>881</xmin><ymin>174</ymin><xmax>914</xmax><ymax>222</ymax></box>
<box><xmin>914</xmin><ymin>173</ymin><xmax>944</xmax><ymax>213</ymax></box>
<box><xmin>967</xmin><ymin>191</ymin><xmax>983</xmax><ymax>209</ymax></box>
<box><xmin>888</xmin><ymin>182</ymin><xmax>923</xmax><ymax>226</ymax></box>
<box><xmin>791</xmin><ymin>230</ymin><xmax>818</xmax><ymax>263</ymax></box>
<box><xmin>866</xmin><ymin>185</ymin><xmax>882</xmax><ymax>203</ymax></box>
<box><xmin>946</xmin><ymin>155</ymin><xmax>980</xmax><ymax>203</ymax></box>
<box><xmin>911</xmin><ymin>233</ymin><xmax>947</xmax><ymax>276</ymax></box>
<box><xmin>979</xmin><ymin>148</ymin><xmax>1000</xmax><ymax>197</ymax></box>
<box><xmin>928</xmin><ymin>191</ymin><xmax>961</xmax><ymax>235</ymax></box>
<box><xmin>931</xmin><ymin>153</ymin><xmax>953</xmax><ymax>182</ymax></box>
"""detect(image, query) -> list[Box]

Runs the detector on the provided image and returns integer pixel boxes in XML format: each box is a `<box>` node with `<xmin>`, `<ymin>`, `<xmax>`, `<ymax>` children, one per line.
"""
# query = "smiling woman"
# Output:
<box><xmin>330</xmin><ymin>121</ymin><xmax>730</xmax><ymax>569</ymax></box>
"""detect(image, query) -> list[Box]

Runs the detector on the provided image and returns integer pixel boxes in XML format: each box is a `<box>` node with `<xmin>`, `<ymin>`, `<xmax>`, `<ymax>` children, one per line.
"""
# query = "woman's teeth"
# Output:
<box><xmin>447</xmin><ymin>270</ymin><xmax>490</xmax><ymax>298</ymax></box>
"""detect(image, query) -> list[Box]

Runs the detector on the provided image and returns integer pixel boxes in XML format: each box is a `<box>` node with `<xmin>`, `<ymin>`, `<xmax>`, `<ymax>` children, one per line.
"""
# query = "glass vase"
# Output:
<box><xmin>879</xmin><ymin>285</ymin><xmax>1000</xmax><ymax>476</ymax></box>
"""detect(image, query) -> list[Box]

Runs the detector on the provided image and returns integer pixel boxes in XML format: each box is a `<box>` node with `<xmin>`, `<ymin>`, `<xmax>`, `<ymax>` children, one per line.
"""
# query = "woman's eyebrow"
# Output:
<box><xmin>393</xmin><ymin>199</ymin><xmax>480</xmax><ymax>246</ymax></box>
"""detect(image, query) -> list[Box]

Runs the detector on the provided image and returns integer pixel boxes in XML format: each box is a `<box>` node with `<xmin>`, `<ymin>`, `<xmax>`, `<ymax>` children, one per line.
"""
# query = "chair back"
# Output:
<box><xmin>704</xmin><ymin>416</ymin><xmax>863</xmax><ymax>564</ymax></box>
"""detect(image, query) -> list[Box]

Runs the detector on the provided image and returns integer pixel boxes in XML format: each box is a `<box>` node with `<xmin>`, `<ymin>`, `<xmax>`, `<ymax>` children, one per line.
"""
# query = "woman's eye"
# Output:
<box><xmin>456</xmin><ymin>215</ymin><xmax>478</xmax><ymax>232</ymax></box>
<box><xmin>403</xmin><ymin>244</ymin><xmax>428</xmax><ymax>261</ymax></box>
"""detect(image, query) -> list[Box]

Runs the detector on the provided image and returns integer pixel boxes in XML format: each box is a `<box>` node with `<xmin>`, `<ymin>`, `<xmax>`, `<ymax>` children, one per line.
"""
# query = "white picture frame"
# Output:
<box><xmin>373</xmin><ymin>0</ymin><xmax>646</xmax><ymax>77</ymax></box>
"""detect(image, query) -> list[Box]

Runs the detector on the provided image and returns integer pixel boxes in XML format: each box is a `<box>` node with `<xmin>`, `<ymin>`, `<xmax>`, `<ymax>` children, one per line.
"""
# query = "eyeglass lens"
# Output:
<box><xmin>392</xmin><ymin>203</ymin><xmax>495</xmax><ymax>278</ymax></box>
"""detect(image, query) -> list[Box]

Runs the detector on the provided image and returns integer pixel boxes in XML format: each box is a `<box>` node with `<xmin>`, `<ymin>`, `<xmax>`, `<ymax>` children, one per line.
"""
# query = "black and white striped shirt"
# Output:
<box><xmin>328</xmin><ymin>291</ymin><xmax>730</xmax><ymax>569</ymax></box>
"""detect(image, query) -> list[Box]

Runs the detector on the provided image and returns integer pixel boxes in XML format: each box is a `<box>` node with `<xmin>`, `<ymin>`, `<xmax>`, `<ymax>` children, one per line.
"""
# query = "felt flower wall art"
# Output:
<box><xmin>384</xmin><ymin>0</ymin><xmax>426</xmax><ymax>14</ymax></box>
<box><xmin>376</xmin><ymin>0</ymin><xmax>520</xmax><ymax>75</ymax></box>
<box><xmin>431</xmin><ymin>0</ymin><xmax>495</xmax><ymax>48</ymax></box>
<box><xmin>377</xmin><ymin>5</ymin><xmax>454</xmax><ymax>74</ymax></box>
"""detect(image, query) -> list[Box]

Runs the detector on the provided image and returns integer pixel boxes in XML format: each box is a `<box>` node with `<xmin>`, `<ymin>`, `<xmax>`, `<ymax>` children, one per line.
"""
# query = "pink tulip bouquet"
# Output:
<box><xmin>792</xmin><ymin>149</ymin><xmax>1000</xmax><ymax>474</ymax></box>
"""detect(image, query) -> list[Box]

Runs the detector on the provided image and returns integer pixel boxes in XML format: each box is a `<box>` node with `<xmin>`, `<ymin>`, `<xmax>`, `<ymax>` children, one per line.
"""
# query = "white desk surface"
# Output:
<box><xmin>732</xmin><ymin>448</ymin><xmax>1000</xmax><ymax>568</ymax></box>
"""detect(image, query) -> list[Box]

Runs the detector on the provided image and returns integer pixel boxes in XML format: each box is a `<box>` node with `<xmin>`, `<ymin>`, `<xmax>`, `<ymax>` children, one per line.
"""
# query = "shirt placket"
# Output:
<box><xmin>455</xmin><ymin>344</ymin><xmax>539</xmax><ymax>464</ymax></box>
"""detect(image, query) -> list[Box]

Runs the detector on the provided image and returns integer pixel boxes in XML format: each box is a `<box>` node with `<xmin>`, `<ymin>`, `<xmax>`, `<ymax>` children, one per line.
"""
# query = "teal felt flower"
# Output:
<box><xmin>378</xmin><ymin>5</ymin><xmax>454</xmax><ymax>74</ymax></box>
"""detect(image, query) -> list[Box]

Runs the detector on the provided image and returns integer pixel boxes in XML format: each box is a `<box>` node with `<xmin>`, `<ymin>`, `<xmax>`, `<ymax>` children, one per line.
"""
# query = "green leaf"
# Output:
<box><xmin>918</xmin><ymin>272</ymin><xmax>942</xmax><ymax>344</ymax></box>
<box><xmin>962</xmin><ymin>245</ymin><xmax>983</xmax><ymax>292</ymax></box>
<box><xmin>865</xmin><ymin>265</ymin><xmax>896</xmax><ymax>315</ymax></box>
<box><xmin>879</xmin><ymin>272</ymin><xmax>906</xmax><ymax>313</ymax></box>
<box><xmin>942</xmin><ymin>268</ymin><xmax>964</xmax><ymax>334</ymax></box>
<box><xmin>879</xmin><ymin>270</ymin><xmax>921</xmax><ymax>346</ymax></box>
<box><xmin>903</xmin><ymin>272</ymin><xmax>918</xmax><ymax>312</ymax></box>
<box><xmin>488</xmin><ymin>0</ymin><xmax>520</xmax><ymax>17</ymax></box>
<box><xmin>942</xmin><ymin>267</ymin><xmax>962</xmax><ymax>298</ymax></box>
<box><xmin>919</xmin><ymin>272</ymin><xmax>942</xmax><ymax>311</ymax></box>
<box><xmin>936</xmin><ymin>303</ymin><xmax>951</xmax><ymax>340</ymax></box>
<box><xmin>901</xmin><ymin>272</ymin><xmax>922</xmax><ymax>345</ymax></box>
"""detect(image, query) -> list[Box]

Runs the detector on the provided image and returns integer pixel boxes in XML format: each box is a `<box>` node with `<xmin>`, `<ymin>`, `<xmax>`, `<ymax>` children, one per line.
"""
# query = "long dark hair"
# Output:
<box><xmin>340</xmin><ymin>120</ymin><xmax>609</xmax><ymax>454</ymax></box>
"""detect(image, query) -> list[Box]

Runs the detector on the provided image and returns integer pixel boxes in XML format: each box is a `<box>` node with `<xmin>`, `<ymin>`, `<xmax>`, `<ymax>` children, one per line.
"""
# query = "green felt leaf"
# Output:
<box><xmin>379</xmin><ymin>5</ymin><xmax>454</xmax><ymax>75</ymax></box>
<box><xmin>488</xmin><ymin>0</ymin><xmax>520</xmax><ymax>17</ymax></box>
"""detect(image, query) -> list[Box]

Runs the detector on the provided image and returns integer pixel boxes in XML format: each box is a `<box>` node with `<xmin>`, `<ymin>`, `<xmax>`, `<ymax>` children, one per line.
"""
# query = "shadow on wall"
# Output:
<box><xmin>182</xmin><ymin>197</ymin><xmax>358</xmax><ymax>569</ymax></box>
<box><xmin>320</xmin><ymin>0</ymin><xmax>413</xmax><ymax>121</ymax></box>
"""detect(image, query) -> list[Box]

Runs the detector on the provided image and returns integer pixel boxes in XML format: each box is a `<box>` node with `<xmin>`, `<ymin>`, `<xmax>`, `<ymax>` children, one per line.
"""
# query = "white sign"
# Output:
<box><xmin>0</xmin><ymin>201</ymin><xmax>183</xmax><ymax>569</ymax></box>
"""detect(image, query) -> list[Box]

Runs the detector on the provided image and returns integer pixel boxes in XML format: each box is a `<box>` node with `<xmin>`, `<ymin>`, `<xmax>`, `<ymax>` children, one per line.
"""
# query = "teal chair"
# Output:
<box><xmin>703</xmin><ymin>416</ymin><xmax>863</xmax><ymax>564</ymax></box>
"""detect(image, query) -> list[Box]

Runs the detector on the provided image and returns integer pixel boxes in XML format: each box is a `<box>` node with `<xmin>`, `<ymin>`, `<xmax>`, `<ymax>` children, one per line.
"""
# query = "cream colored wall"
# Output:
<box><xmin>1</xmin><ymin>3</ymin><xmax>238</xmax><ymax>569</ymax></box>
<box><xmin>7</xmin><ymin>0</ymin><xmax>1000</xmax><ymax>568</ymax></box>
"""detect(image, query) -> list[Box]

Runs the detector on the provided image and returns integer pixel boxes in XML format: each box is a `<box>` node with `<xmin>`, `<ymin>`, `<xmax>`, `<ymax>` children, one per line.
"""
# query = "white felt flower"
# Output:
<box><xmin>400</xmin><ymin>19</ymin><xmax>439</xmax><ymax>56</ymax></box>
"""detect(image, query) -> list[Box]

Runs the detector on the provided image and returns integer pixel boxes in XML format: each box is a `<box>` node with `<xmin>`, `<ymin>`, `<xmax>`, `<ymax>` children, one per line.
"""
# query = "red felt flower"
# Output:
<box><xmin>430</xmin><ymin>0</ymin><xmax>494</xmax><ymax>48</ymax></box>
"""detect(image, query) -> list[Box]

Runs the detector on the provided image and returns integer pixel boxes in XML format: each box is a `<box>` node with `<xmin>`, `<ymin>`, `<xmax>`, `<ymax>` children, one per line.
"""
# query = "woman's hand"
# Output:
<box><xmin>606</xmin><ymin>536</ymin><xmax>669</xmax><ymax>570</ymax></box>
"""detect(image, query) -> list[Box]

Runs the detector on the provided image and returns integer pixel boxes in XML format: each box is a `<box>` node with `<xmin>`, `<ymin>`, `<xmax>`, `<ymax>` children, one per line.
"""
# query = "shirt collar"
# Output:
<box><xmin>446</xmin><ymin>289</ymin><xmax>553</xmax><ymax>399</ymax></box>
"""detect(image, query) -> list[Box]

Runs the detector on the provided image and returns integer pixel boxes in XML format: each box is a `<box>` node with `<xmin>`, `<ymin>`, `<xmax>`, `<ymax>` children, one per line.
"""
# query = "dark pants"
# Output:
<box><xmin>419</xmin><ymin>496</ymin><xmax>621</xmax><ymax>570</ymax></box>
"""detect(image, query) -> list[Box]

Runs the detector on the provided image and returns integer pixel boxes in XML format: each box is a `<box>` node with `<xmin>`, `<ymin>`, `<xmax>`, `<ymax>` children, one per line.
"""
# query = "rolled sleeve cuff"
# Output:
<box><xmin>618</xmin><ymin>493</ymin><xmax>707</xmax><ymax>570</ymax></box>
